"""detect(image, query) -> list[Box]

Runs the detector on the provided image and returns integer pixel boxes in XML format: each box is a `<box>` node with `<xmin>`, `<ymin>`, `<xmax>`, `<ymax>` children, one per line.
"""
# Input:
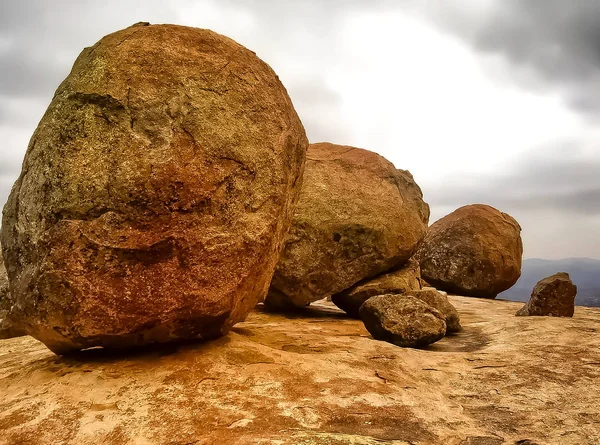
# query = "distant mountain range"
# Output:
<box><xmin>499</xmin><ymin>258</ymin><xmax>600</xmax><ymax>307</ymax></box>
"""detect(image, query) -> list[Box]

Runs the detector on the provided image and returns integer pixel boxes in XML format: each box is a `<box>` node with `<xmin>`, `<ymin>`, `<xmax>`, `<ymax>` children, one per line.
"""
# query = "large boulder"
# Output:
<box><xmin>416</xmin><ymin>204</ymin><xmax>523</xmax><ymax>299</ymax></box>
<box><xmin>266</xmin><ymin>143</ymin><xmax>430</xmax><ymax>308</ymax></box>
<box><xmin>331</xmin><ymin>259</ymin><xmax>422</xmax><ymax>318</ymax></box>
<box><xmin>359</xmin><ymin>294</ymin><xmax>446</xmax><ymax>348</ymax></box>
<box><xmin>0</xmin><ymin>23</ymin><xmax>308</xmax><ymax>354</ymax></box>
<box><xmin>516</xmin><ymin>272</ymin><xmax>577</xmax><ymax>317</ymax></box>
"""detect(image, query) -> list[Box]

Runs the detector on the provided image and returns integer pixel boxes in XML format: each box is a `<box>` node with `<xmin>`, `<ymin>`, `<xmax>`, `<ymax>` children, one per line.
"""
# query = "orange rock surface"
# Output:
<box><xmin>1</xmin><ymin>297</ymin><xmax>598</xmax><ymax>444</ymax></box>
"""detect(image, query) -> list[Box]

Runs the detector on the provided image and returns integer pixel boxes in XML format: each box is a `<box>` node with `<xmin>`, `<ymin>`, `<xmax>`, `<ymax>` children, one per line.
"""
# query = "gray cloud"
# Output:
<box><xmin>431</xmin><ymin>185</ymin><xmax>600</xmax><ymax>217</ymax></box>
<box><xmin>424</xmin><ymin>145</ymin><xmax>600</xmax><ymax>259</ymax></box>
<box><xmin>434</xmin><ymin>1</ymin><xmax>600</xmax><ymax>118</ymax></box>
<box><xmin>0</xmin><ymin>1</ymin><xmax>178</xmax><ymax>99</ymax></box>
<box><xmin>286</xmin><ymin>82</ymin><xmax>348</xmax><ymax>144</ymax></box>
<box><xmin>427</xmin><ymin>146</ymin><xmax>600</xmax><ymax>215</ymax></box>
<box><xmin>0</xmin><ymin>49</ymin><xmax>64</xmax><ymax>98</ymax></box>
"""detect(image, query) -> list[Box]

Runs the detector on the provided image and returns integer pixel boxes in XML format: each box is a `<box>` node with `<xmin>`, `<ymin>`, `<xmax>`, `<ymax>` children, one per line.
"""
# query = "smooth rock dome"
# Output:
<box><xmin>266</xmin><ymin>142</ymin><xmax>430</xmax><ymax>308</ymax></box>
<box><xmin>0</xmin><ymin>23</ymin><xmax>308</xmax><ymax>353</ymax></box>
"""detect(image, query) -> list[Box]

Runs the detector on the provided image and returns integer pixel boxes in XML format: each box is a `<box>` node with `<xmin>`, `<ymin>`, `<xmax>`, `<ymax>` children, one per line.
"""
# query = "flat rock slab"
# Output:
<box><xmin>1</xmin><ymin>297</ymin><xmax>599</xmax><ymax>444</ymax></box>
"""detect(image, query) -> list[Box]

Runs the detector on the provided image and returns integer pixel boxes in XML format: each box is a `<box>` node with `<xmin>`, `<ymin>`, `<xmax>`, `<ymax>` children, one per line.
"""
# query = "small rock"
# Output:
<box><xmin>516</xmin><ymin>272</ymin><xmax>577</xmax><ymax>317</ymax></box>
<box><xmin>331</xmin><ymin>259</ymin><xmax>421</xmax><ymax>318</ymax></box>
<box><xmin>359</xmin><ymin>294</ymin><xmax>446</xmax><ymax>348</ymax></box>
<box><xmin>262</xmin><ymin>288</ymin><xmax>309</xmax><ymax>311</ymax></box>
<box><xmin>406</xmin><ymin>287</ymin><xmax>462</xmax><ymax>333</ymax></box>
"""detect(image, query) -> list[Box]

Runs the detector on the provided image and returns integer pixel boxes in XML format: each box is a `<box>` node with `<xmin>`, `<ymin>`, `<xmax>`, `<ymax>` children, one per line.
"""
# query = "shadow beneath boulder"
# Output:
<box><xmin>47</xmin><ymin>335</ymin><xmax>232</xmax><ymax>365</ymax></box>
<box><xmin>255</xmin><ymin>302</ymin><xmax>349</xmax><ymax>320</ymax></box>
<box><xmin>426</xmin><ymin>327</ymin><xmax>491</xmax><ymax>353</ymax></box>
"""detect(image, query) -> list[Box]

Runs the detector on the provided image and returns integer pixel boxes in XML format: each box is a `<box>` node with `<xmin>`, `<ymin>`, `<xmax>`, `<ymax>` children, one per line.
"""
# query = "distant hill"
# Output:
<box><xmin>499</xmin><ymin>258</ymin><xmax>600</xmax><ymax>307</ymax></box>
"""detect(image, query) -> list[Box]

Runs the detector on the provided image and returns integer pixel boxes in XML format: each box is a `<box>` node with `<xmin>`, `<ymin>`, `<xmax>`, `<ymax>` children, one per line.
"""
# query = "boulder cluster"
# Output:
<box><xmin>2</xmin><ymin>22</ymin><xmax>575</xmax><ymax>355</ymax></box>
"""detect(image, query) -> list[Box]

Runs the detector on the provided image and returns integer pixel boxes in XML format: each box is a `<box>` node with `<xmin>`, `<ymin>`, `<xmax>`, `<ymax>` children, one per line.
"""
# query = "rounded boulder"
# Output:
<box><xmin>416</xmin><ymin>204</ymin><xmax>523</xmax><ymax>299</ymax></box>
<box><xmin>0</xmin><ymin>24</ymin><xmax>308</xmax><ymax>353</ymax></box>
<box><xmin>266</xmin><ymin>143</ymin><xmax>430</xmax><ymax>308</ymax></box>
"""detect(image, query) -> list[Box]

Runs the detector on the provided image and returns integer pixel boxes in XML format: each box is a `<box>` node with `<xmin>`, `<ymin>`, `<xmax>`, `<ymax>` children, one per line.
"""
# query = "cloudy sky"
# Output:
<box><xmin>1</xmin><ymin>0</ymin><xmax>599</xmax><ymax>259</ymax></box>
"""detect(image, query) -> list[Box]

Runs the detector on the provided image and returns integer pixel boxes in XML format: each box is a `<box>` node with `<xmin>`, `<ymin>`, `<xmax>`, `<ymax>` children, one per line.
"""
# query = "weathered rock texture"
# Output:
<box><xmin>0</xmin><ymin>250</ymin><xmax>24</xmax><ymax>339</ymax></box>
<box><xmin>0</xmin><ymin>23</ymin><xmax>307</xmax><ymax>354</ymax></box>
<box><xmin>332</xmin><ymin>259</ymin><xmax>421</xmax><ymax>317</ymax></box>
<box><xmin>359</xmin><ymin>294</ymin><xmax>447</xmax><ymax>347</ymax></box>
<box><xmin>516</xmin><ymin>272</ymin><xmax>577</xmax><ymax>317</ymax></box>
<box><xmin>2</xmin><ymin>297</ymin><xmax>597</xmax><ymax>444</ymax></box>
<box><xmin>0</xmin><ymin>250</ymin><xmax>6</xmax><ymax>304</ymax></box>
<box><xmin>417</xmin><ymin>204</ymin><xmax>523</xmax><ymax>299</ymax></box>
<box><xmin>406</xmin><ymin>287</ymin><xmax>462</xmax><ymax>333</ymax></box>
<box><xmin>0</xmin><ymin>251</ymin><xmax>10</xmax><ymax>335</ymax></box>
<box><xmin>267</xmin><ymin>143</ymin><xmax>430</xmax><ymax>308</ymax></box>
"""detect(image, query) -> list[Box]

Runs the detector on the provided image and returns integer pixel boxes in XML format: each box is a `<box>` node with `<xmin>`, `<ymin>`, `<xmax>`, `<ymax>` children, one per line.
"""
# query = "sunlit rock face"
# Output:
<box><xmin>417</xmin><ymin>204</ymin><xmax>523</xmax><ymax>299</ymax></box>
<box><xmin>0</xmin><ymin>23</ymin><xmax>308</xmax><ymax>354</ymax></box>
<box><xmin>266</xmin><ymin>142</ymin><xmax>430</xmax><ymax>309</ymax></box>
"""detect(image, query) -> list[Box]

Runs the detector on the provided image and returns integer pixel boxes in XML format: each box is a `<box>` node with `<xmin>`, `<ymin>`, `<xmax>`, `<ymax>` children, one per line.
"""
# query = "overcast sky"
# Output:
<box><xmin>1</xmin><ymin>0</ymin><xmax>599</xmax><ymax>259</ymax></box>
